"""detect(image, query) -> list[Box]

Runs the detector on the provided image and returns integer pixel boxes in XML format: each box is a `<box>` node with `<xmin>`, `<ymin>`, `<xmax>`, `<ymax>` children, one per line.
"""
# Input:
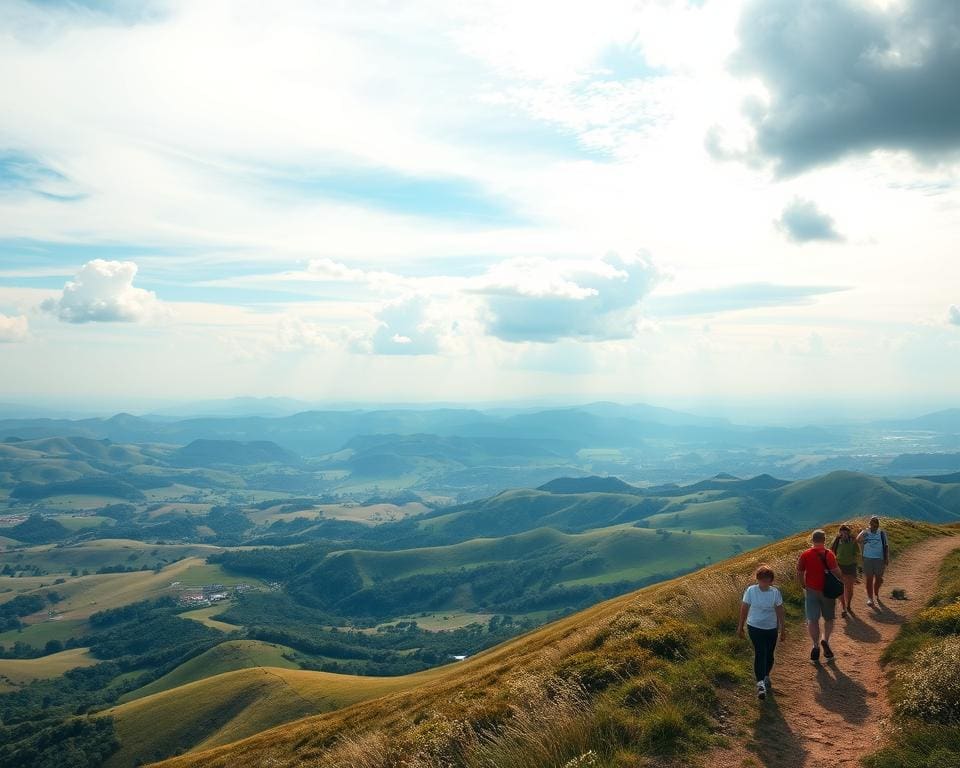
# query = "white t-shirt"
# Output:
<box><xmin>742</xmin><ymin>584</ymin><xmax>783</xmax><ymax>630</ymax></box>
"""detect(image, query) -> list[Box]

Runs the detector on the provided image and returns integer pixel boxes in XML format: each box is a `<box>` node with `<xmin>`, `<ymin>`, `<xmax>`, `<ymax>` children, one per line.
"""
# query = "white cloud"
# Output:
<box><xmin>41</xmin><ymin>259</ymin><xmax>164</xmax><ymax>323</ymax></box>
<box><xmin>363</xmin><ymin>295</ymin><xmax>446</xmax><ymax>355</ymax></box>
<box><xmin>950</xmin><ymin>305</ymin><xmax>960</xmax><ymax>326</ymax></box>
<box><xmin>305</xmin><ymin>258</ymin><xmax>404</xmax><ymax>291</ymax></box>
<box><xmin>0</xmin><ymin>312</ymin><xmax>28</xmax><ymax>342</ymax></box>
<box><xmin>472</xmin><ymin>251</ymin><xmax>661</xmax><ymax>342</ymax></box>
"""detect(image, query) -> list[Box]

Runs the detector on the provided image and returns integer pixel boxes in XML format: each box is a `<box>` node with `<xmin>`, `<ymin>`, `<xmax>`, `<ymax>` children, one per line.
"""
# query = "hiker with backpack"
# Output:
<box><xmin>737</xmin><ymin>564</ymin><xmax>786</xmax><ymax>700</ymax></box>
<box><xmin>797</xmin><ymin>529</ymin><xmax>844</xmax><ymax>663</ymax></box>
<box><xmin>830</xmin><ymin>523</ymin><xmax>859</xmax><ymax>617</ymax></box>
<box><xmin>857</xmin><ymin>515</ymin><xmax>889</xmax><ymax>607</ymax></box>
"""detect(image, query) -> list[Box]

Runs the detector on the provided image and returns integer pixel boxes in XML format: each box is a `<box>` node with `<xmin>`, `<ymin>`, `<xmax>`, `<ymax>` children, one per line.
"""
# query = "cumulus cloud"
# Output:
<box><xmin>0</xmin><ymin>313</ymin><xmax>28</xmax><ymax>342</ymax></box>
<box><xmin>473</xmin><ymin>251</ymin><xmax>660</xmax><ymax>342</ymax></box>
<box><xmin>776</xmin><ymin>198</ymin><xmax>843</xmax><ymax>243</ymax></box>
<box><xmin>41</xmin><ymin>259</ymin><xmax>163</xmax><ymax>323</ymax></box>
<box><xmin>950</xmin><ymin>305</ymin><xmax>960</xmax><ymax>326</ymax></box>
<box><xmin>362</xmin><ymin>295</ymin><xmax>444</xmax><ymax>355</ymax></box>
<box><xmin>275</xmin><ymin>316</ymin><xmax>337</xmax><ymax>352</ymax></box>
<box><xmin>732</xmin><ymin>0</ymin><xmax>960</xmax><ymax>174</ymax></box>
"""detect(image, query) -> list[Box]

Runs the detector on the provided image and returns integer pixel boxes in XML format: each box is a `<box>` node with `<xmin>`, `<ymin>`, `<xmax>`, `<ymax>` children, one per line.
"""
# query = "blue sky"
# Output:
<box><xmin>0</xmin><ymin>0</ymin><xmax>959</xmax><ymax>416</ymax></box>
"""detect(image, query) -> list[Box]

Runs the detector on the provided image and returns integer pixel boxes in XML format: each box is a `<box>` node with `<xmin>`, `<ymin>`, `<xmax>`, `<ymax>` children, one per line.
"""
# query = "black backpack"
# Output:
<box><xmin>816</xmin><ymin>550</ymin><xmax>844</xmax><ymax>599</ymax></box>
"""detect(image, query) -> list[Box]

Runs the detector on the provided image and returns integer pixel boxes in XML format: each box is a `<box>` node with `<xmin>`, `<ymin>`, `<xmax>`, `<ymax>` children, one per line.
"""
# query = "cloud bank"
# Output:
<box><xmin>734</xmin><ymin>0</ymin><xmax>960</xmax><ymax>174</ymax></box>
<box><xmin>41</xmin><ymin>259</ymin><xmax>163</xmax><ymax>323</ymax></box>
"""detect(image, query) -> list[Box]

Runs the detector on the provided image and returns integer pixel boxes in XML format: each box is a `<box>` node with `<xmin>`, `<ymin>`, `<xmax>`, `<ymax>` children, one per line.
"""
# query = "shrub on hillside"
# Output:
<box><xmin>557</xmin><ymin>646</ymin><xmax>651</xmax><ymax>693</ymax></box>
<box><xmin>632</xmin><ymin>617</ymin><xmax>692</xmax><ymax>660</ymax></box>
<box><xmin>896</xmin><ymin>637</ymin><xmax>960</xmax><ymax>724</ymax></box>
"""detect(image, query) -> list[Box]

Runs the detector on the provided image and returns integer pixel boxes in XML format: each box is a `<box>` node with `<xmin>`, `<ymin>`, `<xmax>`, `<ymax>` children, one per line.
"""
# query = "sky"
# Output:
<box><xmin>0</xmin><ymin>0</ymin><xmax>958</xmax><ymax>418</ymax></box>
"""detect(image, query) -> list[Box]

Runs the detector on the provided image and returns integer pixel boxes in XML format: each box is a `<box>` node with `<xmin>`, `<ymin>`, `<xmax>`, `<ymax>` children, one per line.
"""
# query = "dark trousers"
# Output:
<box><xmin>748</xmin><ymin>625</ymin><xmax>778</xmax><ymax>682</ymax></box>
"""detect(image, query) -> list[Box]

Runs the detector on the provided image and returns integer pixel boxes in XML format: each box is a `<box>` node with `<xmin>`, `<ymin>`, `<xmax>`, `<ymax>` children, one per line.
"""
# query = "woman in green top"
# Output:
<box><xmin>830</xmin><ymin>523</ymin><xmax>859</xmax><ymax>617</ymax></box>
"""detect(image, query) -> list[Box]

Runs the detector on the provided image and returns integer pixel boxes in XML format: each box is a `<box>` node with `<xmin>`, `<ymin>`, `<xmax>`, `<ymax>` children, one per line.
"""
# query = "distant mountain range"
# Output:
<box><xmin>3</xmin><ymin>402</ymin><xmax>960</xmax><ymax>499</ymax></box>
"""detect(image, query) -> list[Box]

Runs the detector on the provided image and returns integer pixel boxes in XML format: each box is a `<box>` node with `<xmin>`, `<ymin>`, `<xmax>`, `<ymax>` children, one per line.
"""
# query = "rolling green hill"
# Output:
<box><xmin>292</xmin><ymin>525</ymin><xmax>767</xmax><ymax>615</ymax></box>
<box><xmin>410</xmin><ymin>470</ymin><xmax>960</xmax><ymax>545</ymax></box>
<box><xmin>0</xmin><ymin>539</ymin><xmax>222</xmax><ymax>574</ymax></box>
<box><xmin>119</xmin><ymin>640</ymin><xmax>299</xmax><ymax>702</ymax></box>
<box><xmin>0</xmin><ymin>646</ymin><xmax>97</xmax><ymax>685</ymax></box>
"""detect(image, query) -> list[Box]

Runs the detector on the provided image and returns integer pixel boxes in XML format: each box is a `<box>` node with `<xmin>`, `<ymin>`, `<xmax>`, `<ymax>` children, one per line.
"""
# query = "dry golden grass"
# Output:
<box><xmin>104</xmin><ymin>664</ymin><xmax>449</xmax><ymax>768</ymax></box>
<box><xmin>0</xmin><ymin>646</ymin><xmax>96</xmax><ymax>684</ymax></box>
<box><xmin>153</xmin><ymin>519</ymin><xmax>953</xmax><ymax>768</ymax></box>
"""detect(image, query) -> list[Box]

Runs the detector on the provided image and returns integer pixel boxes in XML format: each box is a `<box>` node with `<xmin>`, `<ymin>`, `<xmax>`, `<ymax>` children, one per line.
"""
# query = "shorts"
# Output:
<box><xmin>839</xmin><ymin>563</ymin><xmax>858</xmax><ymax>576</ymax></box>
<box><xmin>804</xmin><ymin>588</ymin><xmax>836</xmax><ymax>622</ymax></box>
<box><xmin>863</xmin><ymin>558</ymin><xmax>885</xmax><ymax>577</ymax></box>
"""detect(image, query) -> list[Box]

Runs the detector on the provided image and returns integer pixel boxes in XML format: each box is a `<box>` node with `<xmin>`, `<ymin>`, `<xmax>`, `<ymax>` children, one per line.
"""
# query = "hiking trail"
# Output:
<box><xmin>706</xmin><ymin>533</ymin><xmax>960</xmax><ymax>768</ymax></box>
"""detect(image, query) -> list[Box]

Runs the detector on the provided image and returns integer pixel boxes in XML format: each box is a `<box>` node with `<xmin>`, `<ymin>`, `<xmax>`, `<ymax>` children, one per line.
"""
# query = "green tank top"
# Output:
<box><xmin>833</xmin><ymin>538</ymin><xmax>859</xmax><ymax>566</ymax></box>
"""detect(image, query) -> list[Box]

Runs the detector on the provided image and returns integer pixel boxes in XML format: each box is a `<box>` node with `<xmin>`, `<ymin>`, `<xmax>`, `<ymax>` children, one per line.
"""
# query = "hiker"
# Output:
<box><xmin>797</xmin><ymin>529</ymin><xmax>844</xmax><ymax>663</ymax></box>
<box><xmin>737</xmin><ymin>564</ymin><xmax>785</xmax><ymax>700</ymax></box>
<box><xmin>857</xmin><ymin>515</ymin><xmax>889</xmax><ymax>607</ymax></box>
<box><xmin>830</xmin><ymin>523</ymin><xmax>859</xmax><ymax>617</ymax></box>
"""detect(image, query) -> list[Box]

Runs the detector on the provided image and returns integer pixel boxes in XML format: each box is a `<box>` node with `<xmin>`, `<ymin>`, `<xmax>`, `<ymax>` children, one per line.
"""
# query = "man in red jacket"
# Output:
<box><xmin>797</xmin><ymin>529</ymin><xmax>844</xmax><ymax>663</ymax></box>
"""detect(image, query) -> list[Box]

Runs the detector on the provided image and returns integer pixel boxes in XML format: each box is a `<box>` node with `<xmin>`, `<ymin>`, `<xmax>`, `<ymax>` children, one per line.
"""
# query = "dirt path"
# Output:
<box><xmin>707</xmin><ymin>534</ymin><xmax>960</xmax><ymax>768</ymax></box>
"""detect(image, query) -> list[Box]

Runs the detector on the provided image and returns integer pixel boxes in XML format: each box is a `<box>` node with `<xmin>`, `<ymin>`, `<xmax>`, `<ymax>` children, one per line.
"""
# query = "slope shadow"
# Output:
<box><xmin>813</xmin><ymin>662</ymin><xmax>869</xmax><ymax>725</ymax></box>
<box><xmin>748</xmin><ymin>690</ymin><xmax>808</xmax><ymax>768</ymax></box>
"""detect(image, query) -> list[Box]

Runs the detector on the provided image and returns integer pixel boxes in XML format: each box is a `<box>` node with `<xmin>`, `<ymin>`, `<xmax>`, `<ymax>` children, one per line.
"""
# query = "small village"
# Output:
<box><xmin>171</xmin><ymin>581</ymin><xmax>258</xmax><ymax>607</ymax></box>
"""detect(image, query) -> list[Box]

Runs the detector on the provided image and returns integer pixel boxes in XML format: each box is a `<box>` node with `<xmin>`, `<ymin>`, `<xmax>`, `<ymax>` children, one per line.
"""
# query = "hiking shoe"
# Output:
<box><xmin>811</xmin><ymin>646</ymin><xmax>821</xmax><ymax>663</ymax></box>
<box><xmin>821</xmin><ymin>639</ymin><xmax>835</xmax><ymax>660</ymax></box>
<box><xmin>841</xmin><ymin>609</ymin><xmax>848</xmax><ymax>618</ymax></box>
<box><xmin>756</xmin><ymin>680</ymin><xmax>766</xmax><ymax>700</ymax></box>
<box><xmin>866</xmin><ymin>598</ymin><xmax>874</xmax><ymax>607</ymax></box>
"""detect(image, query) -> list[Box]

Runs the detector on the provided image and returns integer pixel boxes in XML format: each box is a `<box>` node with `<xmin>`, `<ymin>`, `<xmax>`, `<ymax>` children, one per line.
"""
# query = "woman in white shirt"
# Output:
<box><xmin>737</xmin><ymin>564</ymin><xmax>786</xmax><ymax>700</ymax></box>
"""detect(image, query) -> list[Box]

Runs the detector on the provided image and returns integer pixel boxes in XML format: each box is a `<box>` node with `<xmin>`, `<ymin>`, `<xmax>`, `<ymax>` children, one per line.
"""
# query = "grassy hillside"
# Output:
<box><xmin>0</xmin><ymin>539</ymin><xmax>222</xmax><ymax>574</ymax></box>
<box><xmin>769</xmin><ymin>471</ymin><xmax>955</xmax><ymax>526</ymax></box>
<box><xmin>19</xmin><ymin>557</ymin><xmax>215</xmax><ymax>622</ymax></box>
<box><xmin>0</xmin><ymin>646</ymin><xmax>96</xmax><ymax>684</ymax></box>
<box><xmin>341</xmin><ymin>526</ymin><xmax>763</xmax><ymax>584</ymax></box>
<box><xmin>119</xmin><ymin>640</ymin><xmax>300</xmax><ymax>701</ymax></box>
<box><xmin>155</xmin><ymin>518</ymin><xmax>954</xmax><ymax>768</ymax></box>
<box><xmin>409</xmin><ymin>471</ymin><xmax>960</xmax><ymax>546</ymax></box>
<box><xmin>104</xmin><ymin>664</ymin><xmax>447</xmax><ymax>768</ymax></box>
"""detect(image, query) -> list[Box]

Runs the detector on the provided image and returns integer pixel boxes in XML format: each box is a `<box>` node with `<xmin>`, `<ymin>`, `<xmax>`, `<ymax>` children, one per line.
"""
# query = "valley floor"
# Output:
<box><xmin>706</xmin><ymin>534</ymin><xmax>960</xmax><ymax>768</ymax></box>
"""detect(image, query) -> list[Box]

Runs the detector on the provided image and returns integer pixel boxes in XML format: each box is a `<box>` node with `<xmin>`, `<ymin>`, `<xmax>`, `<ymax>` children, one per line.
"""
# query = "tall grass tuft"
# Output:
<box><xmin>676</xmin><ymin>572</ymin><xmax>744</xmax><ymax>631</ymax></box>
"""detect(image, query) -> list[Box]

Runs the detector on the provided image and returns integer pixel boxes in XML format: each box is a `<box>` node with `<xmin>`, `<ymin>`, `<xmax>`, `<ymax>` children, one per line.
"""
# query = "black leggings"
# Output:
<box><xmin>748</xmin><ymin>625</ymin><xmax>778</xmax><ymax>681</ymax></box>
